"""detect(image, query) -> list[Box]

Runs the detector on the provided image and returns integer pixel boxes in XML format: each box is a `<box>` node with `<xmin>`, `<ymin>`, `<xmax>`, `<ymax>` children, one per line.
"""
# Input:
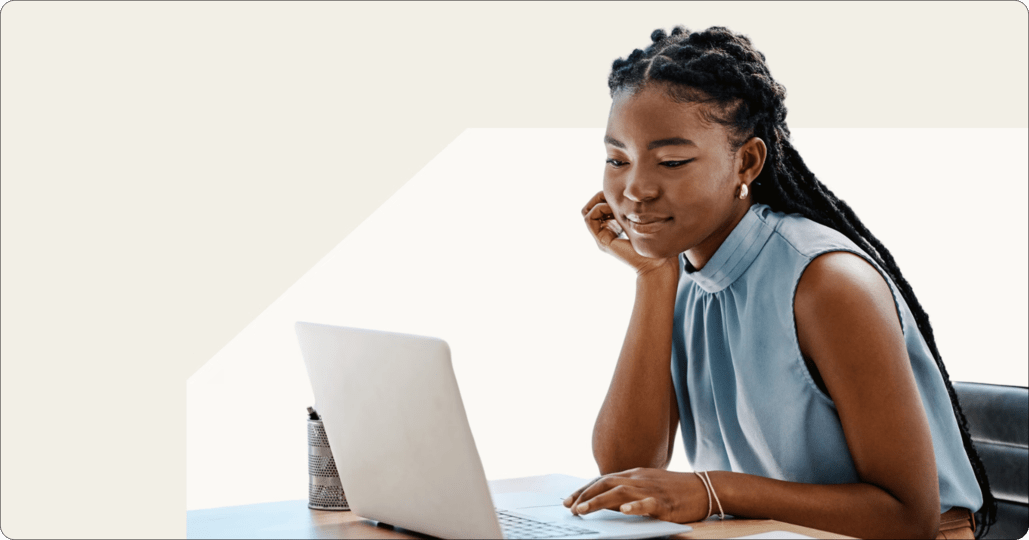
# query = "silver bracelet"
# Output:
<box><xmin>698</xmin><ymin>471</ymin><xmax>725</xmax><ymax>520</ymax></box>
<box><xmin>692</xmin><ymin>471</ymin><xmax>713</xmax><ymax>519</ymax></box>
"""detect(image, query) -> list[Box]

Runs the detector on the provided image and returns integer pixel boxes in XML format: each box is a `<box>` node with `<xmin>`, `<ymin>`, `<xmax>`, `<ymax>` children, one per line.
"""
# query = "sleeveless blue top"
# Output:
<box><xmin>670</xmin><ymin>203</ymin><xmax>983</xmax><ymax>513</ymax></box>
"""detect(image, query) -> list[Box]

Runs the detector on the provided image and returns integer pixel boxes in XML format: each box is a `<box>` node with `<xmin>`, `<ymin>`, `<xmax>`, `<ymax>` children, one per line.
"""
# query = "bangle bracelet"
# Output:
<box><xmin>693</xmin><ymin>471</ymin><xmax>713</xmax><ymax>519</ymax></box>
<box><xmin>699</xmin><ymin>471</ymin><xmax>725</xmax><ymax>520</ymax></box>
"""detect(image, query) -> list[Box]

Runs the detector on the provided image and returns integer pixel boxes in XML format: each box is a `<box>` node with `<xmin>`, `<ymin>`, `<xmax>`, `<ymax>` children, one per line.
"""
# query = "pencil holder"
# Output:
<box><xmin>308</xmin><ymin>411</ymin><xmax>349</xmax><ymax>510</ymax></box>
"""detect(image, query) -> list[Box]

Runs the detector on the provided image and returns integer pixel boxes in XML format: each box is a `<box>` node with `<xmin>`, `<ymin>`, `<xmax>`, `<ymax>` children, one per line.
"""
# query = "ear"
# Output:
<box><xmin>736</xmin><ymin>136</ymin><xmax>767</xmax><ymax>186</ymax></box>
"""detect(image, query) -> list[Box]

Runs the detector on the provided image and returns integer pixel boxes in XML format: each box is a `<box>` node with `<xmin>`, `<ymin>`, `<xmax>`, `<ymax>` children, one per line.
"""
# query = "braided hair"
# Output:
<box><xmin>609</xmin><ymin>26</ymin><xmax>996</xmax><ymax>537</ymax></box>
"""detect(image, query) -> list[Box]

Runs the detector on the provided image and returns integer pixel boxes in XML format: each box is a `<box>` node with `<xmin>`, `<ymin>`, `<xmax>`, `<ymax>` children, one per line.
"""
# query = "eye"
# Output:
<box><xmin>606</xmin><ymin>158</ymin><xmax>628</xmax><ymax>168</ymax></box>
<box><xmin>660</xmin><ymin>159</ymin><xmax>694</xmax><ymax>168</ymax></box>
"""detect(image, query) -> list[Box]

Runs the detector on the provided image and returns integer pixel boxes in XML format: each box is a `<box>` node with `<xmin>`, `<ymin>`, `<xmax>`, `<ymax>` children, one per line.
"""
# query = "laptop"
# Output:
<box><xmin>295</xmin><ymin>322</ymin><xmax>693</xmax><ymax>539</ymax></box>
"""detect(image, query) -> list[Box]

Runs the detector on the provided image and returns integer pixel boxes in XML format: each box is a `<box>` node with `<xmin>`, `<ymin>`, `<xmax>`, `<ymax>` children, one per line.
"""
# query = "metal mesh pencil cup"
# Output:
<box><xmin>308</xmin><ymin>418</ymin><xmax>349</xmax><ymax>510</ymax></box>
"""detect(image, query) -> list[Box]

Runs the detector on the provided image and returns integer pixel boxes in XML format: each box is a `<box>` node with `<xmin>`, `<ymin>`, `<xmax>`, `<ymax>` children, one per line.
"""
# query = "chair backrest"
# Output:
<box><xmin>953</xmin><ymin>381</ymin><xmax>1028</xmax><ymax>539</ymax></box>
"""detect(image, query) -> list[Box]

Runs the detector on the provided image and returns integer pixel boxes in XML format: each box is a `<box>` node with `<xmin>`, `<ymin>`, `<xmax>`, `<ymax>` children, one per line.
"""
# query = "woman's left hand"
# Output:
<box><xmin>562</xmin><ymin>468</ymin><xmax>711</xmax><ymax>524</ymax></box>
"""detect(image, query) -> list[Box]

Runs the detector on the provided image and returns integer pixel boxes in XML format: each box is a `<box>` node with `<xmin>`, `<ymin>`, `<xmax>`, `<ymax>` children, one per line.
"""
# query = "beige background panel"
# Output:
<box><xmin>1</xmin><ymin>1</ymin><xmax>1027</xmax><ymax>538</ymax></box>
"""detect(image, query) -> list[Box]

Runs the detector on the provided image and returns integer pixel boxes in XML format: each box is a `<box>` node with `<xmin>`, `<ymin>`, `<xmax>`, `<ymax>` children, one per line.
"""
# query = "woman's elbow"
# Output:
<box><xmin>902</xmin><ymin>512</ymin><xmax>939</xmax><ymax>539</ymax></box>
<box><xmin>893</xmin><ymin>500</ymin><xmax>940</xmax><ymax>539</ymax></box>
<box><xmin>592</xmin><ymin>442</ymin><xmax>668</xmax><ymax>475</ymax></box>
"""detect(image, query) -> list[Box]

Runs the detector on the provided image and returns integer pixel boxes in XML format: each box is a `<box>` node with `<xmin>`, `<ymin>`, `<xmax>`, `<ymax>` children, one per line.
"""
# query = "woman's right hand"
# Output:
<box><xmin>581</xmin><ymin>191</ymin><xmax>679</xmax><ymax>278</ymax></box>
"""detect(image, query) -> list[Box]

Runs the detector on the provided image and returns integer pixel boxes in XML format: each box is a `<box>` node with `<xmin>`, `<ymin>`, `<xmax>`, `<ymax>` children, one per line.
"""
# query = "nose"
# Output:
<box><xmin>623</xmin><ymin>168</ymin><xmax>660</xmax><ymax>203</ymax></box>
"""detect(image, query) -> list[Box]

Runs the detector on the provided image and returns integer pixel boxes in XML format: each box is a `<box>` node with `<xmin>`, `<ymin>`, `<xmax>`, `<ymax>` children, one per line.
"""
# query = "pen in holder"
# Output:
<box><xmin>307</xmin><ymin>407</ymin><xmax>349</xmax><ymax>510</ymax></box>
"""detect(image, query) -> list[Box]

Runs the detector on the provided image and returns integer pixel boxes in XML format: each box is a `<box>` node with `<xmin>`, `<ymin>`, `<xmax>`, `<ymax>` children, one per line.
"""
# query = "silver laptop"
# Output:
<box><xmin>295</xmin><ymin>322</ymin><xmax>692</xmax><ymax>539</ymax></box>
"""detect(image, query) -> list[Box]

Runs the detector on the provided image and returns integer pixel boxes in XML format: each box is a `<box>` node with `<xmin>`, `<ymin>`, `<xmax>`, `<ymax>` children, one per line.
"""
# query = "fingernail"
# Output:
<box><xmin>576</xmin><ymin>502</ymin><xmax>589</xmax><ymax>513</ymax></box>
<box><xmin>621</xmin><ymin>503</ymin><xmax>633</xmax><ymax>512</ymax></box>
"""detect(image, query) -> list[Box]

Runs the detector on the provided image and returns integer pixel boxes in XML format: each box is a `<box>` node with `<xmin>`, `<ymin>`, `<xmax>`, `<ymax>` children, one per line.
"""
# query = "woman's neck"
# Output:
<box><xmin>684</xmin><ymin>200</ymin><xmax>754</xmax><ymax>271</ymax></box>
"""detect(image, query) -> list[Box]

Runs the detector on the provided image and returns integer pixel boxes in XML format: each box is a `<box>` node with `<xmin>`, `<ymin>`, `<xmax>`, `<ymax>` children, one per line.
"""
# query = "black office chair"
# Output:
<box><xmin>953</xmin><ymin>382</ymin><xmax>1028</xmax><ymax>539</ymax></box>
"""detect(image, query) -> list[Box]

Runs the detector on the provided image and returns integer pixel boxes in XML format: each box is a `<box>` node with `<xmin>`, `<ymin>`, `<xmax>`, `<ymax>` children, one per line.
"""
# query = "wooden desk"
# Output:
<box><xmin>187</xmin><ymin>477</ymin><xmax>852</xmax><ymax>539</ymax></box>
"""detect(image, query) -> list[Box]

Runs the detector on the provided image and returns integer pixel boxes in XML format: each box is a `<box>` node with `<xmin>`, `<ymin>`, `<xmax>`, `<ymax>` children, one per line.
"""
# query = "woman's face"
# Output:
<box><xmin>603</xmin><ymin>84</ymin><xmax>758</xmax><ymax>267</ymax></box>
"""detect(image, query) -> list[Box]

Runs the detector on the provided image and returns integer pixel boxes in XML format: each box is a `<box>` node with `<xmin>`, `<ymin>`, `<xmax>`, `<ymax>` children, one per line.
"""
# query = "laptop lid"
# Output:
<box><xmin>295</xmin><ymin>322</ymin><xmax>502</xmax><ymax>539</ymax></box>
<box><xmin>296</xmin><ymin>322</ymin><xmax>693</xmax><ymax>539</ymax></box>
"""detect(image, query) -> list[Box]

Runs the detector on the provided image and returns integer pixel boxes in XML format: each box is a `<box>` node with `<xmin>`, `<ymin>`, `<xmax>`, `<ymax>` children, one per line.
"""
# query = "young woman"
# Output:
<box><xmin>563</xmin><ymin>26</ymin><xmax>994</xmax><ymax>539</ymax></box>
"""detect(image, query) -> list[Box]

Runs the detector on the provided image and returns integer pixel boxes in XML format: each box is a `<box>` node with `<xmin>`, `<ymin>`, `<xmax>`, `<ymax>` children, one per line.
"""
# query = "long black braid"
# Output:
<box><xmin>610</xmin><ymin>26</ymin><xmax>996</xmax><ymax>537</ymax></box>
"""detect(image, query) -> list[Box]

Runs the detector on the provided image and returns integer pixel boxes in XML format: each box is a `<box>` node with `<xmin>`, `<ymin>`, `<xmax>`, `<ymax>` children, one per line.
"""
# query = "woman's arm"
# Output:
<box><xmin>565</xmin><ymin>251</ymin><xmax>941</xmax><ymax>539</ymax></box>
<box><xmin>580</xmin><ymin>191</ymin><xmax>682</xmax><ymax>473</ymax></box>
<box><xmin>592</xmin><ymin>268</ymin><xmax>681</xmax><ymax>473</ymax></box>
<box><xmin>787</xmin><ymin>251</ymin><xmax>939</xmax><ymax>537</ymax></box>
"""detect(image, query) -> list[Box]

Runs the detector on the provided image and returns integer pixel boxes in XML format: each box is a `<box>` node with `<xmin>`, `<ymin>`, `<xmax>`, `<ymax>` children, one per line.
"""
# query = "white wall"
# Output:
<box><xmin>186</xmin><ymin>127</ymin><xmax>1028</xmax><ymax>510</ymax></box>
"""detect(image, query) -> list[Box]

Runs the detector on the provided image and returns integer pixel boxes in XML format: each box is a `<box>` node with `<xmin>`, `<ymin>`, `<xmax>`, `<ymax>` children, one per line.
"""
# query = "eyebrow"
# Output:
<box><xmin>604</xmin><ymin>135</ymin><xmax>697</xmax><ymax>150</ymax></box>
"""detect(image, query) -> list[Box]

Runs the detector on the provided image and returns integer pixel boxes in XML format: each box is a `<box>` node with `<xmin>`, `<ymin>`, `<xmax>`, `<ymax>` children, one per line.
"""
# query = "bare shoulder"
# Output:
<box><xmin>794</xmin><ymin>251</ymin><xmax>898</xmax><ymax>328</ymax></box>
<box><xmin>794</xmin><ymin>251</ymin><xmax>905</xmax><ymax>380</ymax></box>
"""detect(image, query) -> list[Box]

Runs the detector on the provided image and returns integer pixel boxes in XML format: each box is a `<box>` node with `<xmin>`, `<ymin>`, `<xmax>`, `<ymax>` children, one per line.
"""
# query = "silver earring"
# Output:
<box><xmin>738</xmin><ymin>184</ymin><xmax>749</xmax><ymax>199</ymax></box>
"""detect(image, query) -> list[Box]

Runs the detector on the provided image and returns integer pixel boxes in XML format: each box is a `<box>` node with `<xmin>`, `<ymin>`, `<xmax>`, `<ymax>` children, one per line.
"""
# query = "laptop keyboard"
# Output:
<box><xmin>496</xmin><ymin>509</ymin><xmax>599</xmax><ymax>538</ymax></box>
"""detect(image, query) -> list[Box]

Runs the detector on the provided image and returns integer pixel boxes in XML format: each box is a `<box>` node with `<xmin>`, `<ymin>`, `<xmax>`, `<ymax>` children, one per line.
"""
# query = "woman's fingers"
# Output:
<box><xmin>570</xmin><ymin>483</ymin><xmax>643</xmax><ymax>516</ymax></box>
<box><xmin>620</xmin><ymin>497</ymin><xmax>661</xmax><ymax>517</ymax></box>
<box><xmin>603</xmin><ymin>215</ymin><xmax>624</xmax><ymax>239</ymax></box>
<box><xmin>583</xmin><ymin>205</ymin><xmax>648</xmax><ymax>268</ymax></box>
<box><xmin>582</xmin><ymin>192</ymin><xmax>623</xmax><ymax>244</ymax></box>
<box><xmin>581</xmin><ymin>191</ymin><xmax>607</xmax><ymax>217</ymax></box>
<box><xmin>566</xmin><ymin>470</ymin><xmax>705</xmax><ymax>524</ymax></box>
<box><xmin>583</xmin><ymin>202</ymin><xmax>619</xmax><ymax>246</ymax></box>
<box><xmin>563</xmin><ymin>476</ymin><xmax>602</xmax><ymax>508</ymax></box>
<box><xmin>580</xmin><ymin>191</ymin><xmax>677</xmax><ymax>277</ymax></box>
<box><xmin>565</xmin><ymin>475</ymin><xmax>613</xmax><ymax>512</ymax></box>
<box><xmin>582</xmin><ymin>192</ymin><xmax>635</xmax><ymax>257</ymax></box>
<box><xmin>566</xmin><ymin>472</ymin><xmax>646</xmax><ymax>515</ymax></box>
<box><xmin>565</xmin><ymin>475</ymin><xmax>612</xmax><ymax>511</ymax></box>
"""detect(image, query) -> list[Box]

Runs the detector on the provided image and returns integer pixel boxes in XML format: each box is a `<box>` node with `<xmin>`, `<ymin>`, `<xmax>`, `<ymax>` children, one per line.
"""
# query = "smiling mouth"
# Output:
<box><xmin>625</xmin><ymin>213</ymin><xmax>673</xmax><ymax>235</ymax></box>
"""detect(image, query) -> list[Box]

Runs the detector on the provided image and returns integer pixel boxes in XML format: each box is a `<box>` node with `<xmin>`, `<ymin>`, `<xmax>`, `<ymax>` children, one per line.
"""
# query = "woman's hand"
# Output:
<box><xmin>581</xmin><ymin>191</ymin><xmax>679</xmax><ymax>278</ymax></box>
<box><xmin>561</xmin><ymin>468</ymin><xmax>710</xmax><ymax>524</ymax></box>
